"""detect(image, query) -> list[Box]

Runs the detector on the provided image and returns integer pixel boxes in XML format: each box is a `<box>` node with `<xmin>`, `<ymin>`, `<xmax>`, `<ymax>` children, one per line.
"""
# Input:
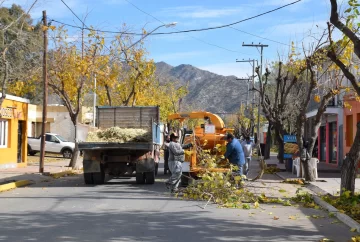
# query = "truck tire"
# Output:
<box><xmin>92</xmin><ymin>164</ymin><xmax>105</xmax><ymax>185</ymax></box>
<box><xmin>84</xmin><ymin>173</ymin><xmax>93</xmax><ymax>184</ymax></box>
<box><xmin>62</xmin><ymin>149</ymin><xmax>73</xmax><ymax>159</ymax></box>
<box><xmin>155</xmin><ymin>163</ymin><xmax>159</xmax><ymax>176</ymax></box>
<box><xmin>29</xmin><ymin>151</ymin><xmax>37</xmax><ymax>156</ymax></box>
<box><xmin>28</xmin><ymin>145</ymin><xmax>36</xmax><ymax>156</ymax></box>
<box><xmin>145</xmin><ymin>171</ymin><xmax>155</xmax><ymax>184</ymax></box>
<box><xmin>136</xmin><ymin>172</ymin><xmax>145</xmax><ymax>184</ymax></box>
<box><xmin>92</xmin><ymin>172</ymin><xmax>105</xmax><ymax>184</ymax></box>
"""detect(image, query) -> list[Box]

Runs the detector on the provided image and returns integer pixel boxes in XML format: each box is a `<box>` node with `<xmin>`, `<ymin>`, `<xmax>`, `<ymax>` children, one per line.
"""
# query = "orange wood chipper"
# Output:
<box><xmin>167</xmin><ymin>111</ymin><xmax>234</xmax><ymax>184</ymax></box>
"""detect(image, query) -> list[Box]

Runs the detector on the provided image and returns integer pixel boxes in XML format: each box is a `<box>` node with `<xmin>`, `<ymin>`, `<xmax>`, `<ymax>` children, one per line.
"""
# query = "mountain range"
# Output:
<box><xmin>48</xmin><ymin>61</ymin><xmax>249</xmax><ymax>114</ymax></box>
<box><xmin>155</xmin><ymin>62</ymin><xmax>249</xmax><ymax>113</ymax></box>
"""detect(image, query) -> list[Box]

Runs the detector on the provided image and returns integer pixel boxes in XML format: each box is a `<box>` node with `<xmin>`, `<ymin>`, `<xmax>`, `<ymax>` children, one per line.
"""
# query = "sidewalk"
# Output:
<box><xmin>245</xmin><ymin>155</ymin><xmax>313</xmax><ymax>199</ymax></box>
<box><xmin>265</xmin><ymin>155</ymin><xmax>360</xmax><ymax>195</ymax></box>
<box><xmin>0</xmin><ymin>158</ymin><xmax>72</xmax><ymax>184</ymax></box>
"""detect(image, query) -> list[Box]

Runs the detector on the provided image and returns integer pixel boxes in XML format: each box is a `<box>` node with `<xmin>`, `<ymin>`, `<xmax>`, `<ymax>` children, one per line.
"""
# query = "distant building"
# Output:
<box><xmin>343</xmin><ymin>94</ymin><xmax>360</xmax><ymax>159</ymax></box>
<box><xmin>0</xmin><ymin>94</ymin><xmax>29</xmax><ymax>168</ymax></box>
<box><xmin>29</xmin><ymin>105</ymin><xmax>95</xmax><ymax>142</ymax></box>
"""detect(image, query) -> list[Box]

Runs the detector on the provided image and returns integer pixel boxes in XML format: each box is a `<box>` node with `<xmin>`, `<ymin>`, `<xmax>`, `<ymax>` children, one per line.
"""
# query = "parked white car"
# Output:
<box><xmin>28</xmin><ymin>133</ymin><xmax>75</xmax><ymax>158</ymax></box>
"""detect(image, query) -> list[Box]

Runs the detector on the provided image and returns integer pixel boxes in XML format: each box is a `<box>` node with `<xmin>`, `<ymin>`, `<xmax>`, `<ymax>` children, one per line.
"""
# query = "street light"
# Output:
<box><xmin>126</xmin><ymin>22</ymin><xmax>178</xmax><ymax>50</ymax></box>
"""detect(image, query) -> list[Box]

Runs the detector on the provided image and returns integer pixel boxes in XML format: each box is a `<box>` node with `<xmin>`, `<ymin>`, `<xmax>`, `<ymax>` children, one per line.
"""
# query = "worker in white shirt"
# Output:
<box><xmin>242</xmin><ymin>136</ymin><xmax>255</xmax><ymax>175</ymax></box>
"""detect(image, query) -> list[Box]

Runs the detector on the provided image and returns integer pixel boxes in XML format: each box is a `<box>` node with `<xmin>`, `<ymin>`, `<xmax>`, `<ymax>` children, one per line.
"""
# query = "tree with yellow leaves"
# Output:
<box><xmin>47</xmin><ymin>27</ymin><xmax>102</xmax><ymax>168</ymax></box>
<box><xmin>95</xmin><ymin>32</ymin><xmax>188</xmax><ymax>122</ymax></box>
<box><xmin>0</xmin><ymin>3</ymin><xmax>42</xmax><ymax>106</ymax></box>
<box><xmin>326</xmin><ymin>0</ymin><xmax>360</xmax><ymax>193</ymax></box>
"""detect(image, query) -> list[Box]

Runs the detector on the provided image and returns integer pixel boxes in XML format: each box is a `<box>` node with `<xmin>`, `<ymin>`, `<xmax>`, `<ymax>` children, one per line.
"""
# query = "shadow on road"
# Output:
<box><xmin>0</xmin><ymin>207</ymin><xmax>347</xmax><ymax>242</ymax></box>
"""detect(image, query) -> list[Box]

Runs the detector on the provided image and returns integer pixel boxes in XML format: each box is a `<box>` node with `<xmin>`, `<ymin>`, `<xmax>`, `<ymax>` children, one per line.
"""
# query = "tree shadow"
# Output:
<box><xmin>0</xmin><ymin>208</ymin><xmax>351</xmax><ymax>242</ymax></box>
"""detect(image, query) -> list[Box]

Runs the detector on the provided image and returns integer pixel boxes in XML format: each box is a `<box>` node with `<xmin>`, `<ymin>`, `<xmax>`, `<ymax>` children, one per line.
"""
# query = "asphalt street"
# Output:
<box><xmin>0</xmin><ymin>165</ymin><xmax>356</xmax><ymax>242</ymax></box>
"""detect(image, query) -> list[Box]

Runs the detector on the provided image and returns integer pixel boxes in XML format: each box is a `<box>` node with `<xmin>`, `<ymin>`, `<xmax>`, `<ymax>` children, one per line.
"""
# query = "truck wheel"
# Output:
<box><xmin>136</xmin><ymin>172</ymin><xmax>145</xmax><ymax>184</ymax></box>
<box><xmin>155</xmin><ymin>163</ymin><xmax>159</xmax><ymax>176</ymax></box>
<box><xmin>92</xmin><ymin>165</ymin><xmax>105</xmax><ymax>185</ymax></box>
<box><xmin>145</xmin><ymin>171</ymin><xmax>155</xmax><ymax>184</ymax></box>
<box><xmin>29</xmin><ymin>151</ymin><xmax>37</xmax><ymax>156</ymax></box>
<box><xmin>28</xmin><ymin>145</ymin><xmax>36</xmax><ymax>156</ymax></box>
<box><xmin>92</xmin><ymin>172</ymin><xmax>105</xmax><ymax>184</ymax></box>
<box><xmin>62</xmin><ymin>149</ymin><xmax>73</xmax><ymax>159</ymax></box>
<box><xmin>84</xmin><ymin>173</ymin><xmax>93</xmax><ymax>184</ymax></box>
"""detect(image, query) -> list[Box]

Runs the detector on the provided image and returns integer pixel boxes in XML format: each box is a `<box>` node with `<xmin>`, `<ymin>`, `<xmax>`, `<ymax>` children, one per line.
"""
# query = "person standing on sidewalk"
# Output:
<box><xmin>165</xmin><ymin>133</ymin><xmax>192</xmax><ymax>193</ymax></box>
<box><xmin>300</xmin><ymin>140</ymin><xmax>311</xmax><ymax>178</ymax></box>
<box><xmin>242</xmin><ymin>136</ymin><xmax>255</xmax><ymax>175</ymax></box>
<box><xmin>224</xmin><ymin>133</ymin><xmax>246</xmax><ymax>175</ymax></box>
<box><xmin>162</xmin><ymin>135</ymin><xmax>171</xmax><ymax>175</ymax></box>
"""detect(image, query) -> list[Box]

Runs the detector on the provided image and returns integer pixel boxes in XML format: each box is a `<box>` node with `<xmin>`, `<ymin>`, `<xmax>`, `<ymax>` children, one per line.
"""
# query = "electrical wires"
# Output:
<box><xmin>52</xmin><ymin>0</ymin><xmax>302</xmax><ymax>36</ymax></box>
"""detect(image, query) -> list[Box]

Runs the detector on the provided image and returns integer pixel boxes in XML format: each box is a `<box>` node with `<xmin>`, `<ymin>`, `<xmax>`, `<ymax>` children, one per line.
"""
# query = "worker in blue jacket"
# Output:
<box><xmin>224</xmin><ymin>133</ymin><xmax>246</xmax><ymax>175</ymax></box>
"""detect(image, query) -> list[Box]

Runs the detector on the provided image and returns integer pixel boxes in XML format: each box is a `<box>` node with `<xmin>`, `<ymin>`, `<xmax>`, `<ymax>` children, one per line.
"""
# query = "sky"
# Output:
<box><xmin>11</xmin><ymin>0</ymin><xmax>339</xmax><ymax>78</ymax></box>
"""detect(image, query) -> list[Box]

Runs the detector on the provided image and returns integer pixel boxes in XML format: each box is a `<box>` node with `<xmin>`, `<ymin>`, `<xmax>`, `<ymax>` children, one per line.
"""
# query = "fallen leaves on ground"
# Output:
<box><xmin>282</xmin><ymin>178</ymin><xmax>305</xmax><ymax>185</ymax></box>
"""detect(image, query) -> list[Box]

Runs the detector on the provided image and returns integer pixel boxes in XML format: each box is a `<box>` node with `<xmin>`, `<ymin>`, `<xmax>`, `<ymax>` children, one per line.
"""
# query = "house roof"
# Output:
<box><xmin>0</xmin><ymin>93</ymin><xmax>30</xmax><ymax>104</ymax></box>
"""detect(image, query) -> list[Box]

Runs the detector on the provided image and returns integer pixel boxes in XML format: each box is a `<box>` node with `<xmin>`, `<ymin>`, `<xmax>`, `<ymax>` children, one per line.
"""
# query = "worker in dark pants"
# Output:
<box><xmin>163</xmin><ymin>135</ymin><xmax>171</xmax><ymax>175</ymax></box>
<box><xmin>224</xmin><ymin>133</ymin><xmax>246</xmax><ymax>176</ymax></box>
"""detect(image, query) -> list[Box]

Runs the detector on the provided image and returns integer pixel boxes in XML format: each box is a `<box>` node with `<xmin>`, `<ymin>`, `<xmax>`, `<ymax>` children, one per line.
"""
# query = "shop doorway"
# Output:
<box><xmin>320</xmin><ymin>126</ymin><xmax>326</xmax><ymax>162</ymax></box>
<box><xmin>17</xmin><ymin>121</ymin><xmax>24</xmax><ymax>163</ymax></box>
<box><xmin>329</xmin><ymin>122</ymin><xmax>337</xmax><ymax>164</ymax></box>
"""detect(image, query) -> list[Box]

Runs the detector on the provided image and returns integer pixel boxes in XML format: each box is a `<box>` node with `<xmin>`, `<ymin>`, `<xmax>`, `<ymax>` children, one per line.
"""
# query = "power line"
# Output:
<box><xmin>123</xmin><ymin>0</ymin><xmax>252</xmax><ymax>54</ymax></box>
<box><xmin>229</xmin><ymin>26</ymin><xmax>292</xmax><ymax>48</ymax></box>
<box><xmin>51</xmin><ymin>0</ymin><xmax>302</xmax><ymax>36</ymax></box>
<box><xmin>59</xmin><ymin>0</ymin><xmax>115</xmax><ymax>53</ymax></box>
<box><xmin>60</xmin><ymin>0</ymin><xmax>89</xmax><ymax>29</ymax></box>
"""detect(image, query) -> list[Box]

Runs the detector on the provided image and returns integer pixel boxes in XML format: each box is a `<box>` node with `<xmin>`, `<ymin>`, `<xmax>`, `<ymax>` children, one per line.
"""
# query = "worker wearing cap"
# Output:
<box><xmin>224</xmin><ymin>133</ymin><xmax>246</xmax><ymax>175</ymax></box>
<box><xmin>165</xmin><ymin>132</ymin><xmax>192</xmax><ymax>193</ymax></box>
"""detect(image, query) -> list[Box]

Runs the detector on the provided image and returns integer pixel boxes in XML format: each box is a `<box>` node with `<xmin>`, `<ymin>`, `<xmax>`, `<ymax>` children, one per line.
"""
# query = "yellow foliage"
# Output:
<box><xmin>314</xmin><ymin>95</ymin><xmax>321</xmax><ymax>103</ymax></box>
<box><xmin>344</xmin><ymin>102</ymin><xmax>352</xmax><ymax>109</ymax></box>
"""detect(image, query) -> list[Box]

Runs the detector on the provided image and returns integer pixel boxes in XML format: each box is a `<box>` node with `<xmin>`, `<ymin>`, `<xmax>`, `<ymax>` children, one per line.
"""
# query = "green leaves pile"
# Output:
<box><xmin>86</xmin><ymin>127</ymin><xmax>151</xmax><ymax>143</ymax></box>
<box><xmin>182</xmin><ymin>169</ymin><xmax>257</xmax><ymax>208</ymax></box>
<box><xmin>322</xmin><ymin>190</ymin><xmax>360</xmax><ymax>223</ymax></box>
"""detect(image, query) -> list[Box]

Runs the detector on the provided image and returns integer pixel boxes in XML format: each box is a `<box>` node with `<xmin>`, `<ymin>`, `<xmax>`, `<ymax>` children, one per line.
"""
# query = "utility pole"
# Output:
<box><xmin>236</xmin><ymin>77</ymin><xmax>251</xmax><ymax>105</ymax></box>
<box><xmin>242</xmin><ymin>43</ymin><xmax>268</xmax><ymax>144</ymax></box>
<box><xmin>39</xmin><ymin>10</ymin><xmax>48</xmax><ymax>173</ymax></box>
<box><xmin>93</xmin><ymin>74</ymin><xmax>96</xmax><ymax>127</ymax></box>
<box><xmin>236</xmin><ymin>59</ymin><xmax>258</xmax><ymax>136</ymax></box>
<box><xmin>236</xmin><ymin>59</ymin><xmax>258</xmax><ymax>103</ymax></box>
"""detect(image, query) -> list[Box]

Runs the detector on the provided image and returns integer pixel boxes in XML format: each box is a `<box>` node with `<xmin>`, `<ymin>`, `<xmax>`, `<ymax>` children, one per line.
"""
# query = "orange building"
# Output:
<box><xmin>343</xmin><ymin>94</ymin><xmax>360</xmax><ymax>161</ymax></box>
<box><xmin>0</xmin><ymin>94</ymin><xmax>29</xmax><ymax>168</ymax></box>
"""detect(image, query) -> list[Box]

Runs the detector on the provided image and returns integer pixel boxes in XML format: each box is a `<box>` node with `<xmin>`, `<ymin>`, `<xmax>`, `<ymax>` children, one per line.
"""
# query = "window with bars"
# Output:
<box><xmin>0</xmin><ymin>119</ymin><xmax>8</xmax><ymax>148</ymax></box>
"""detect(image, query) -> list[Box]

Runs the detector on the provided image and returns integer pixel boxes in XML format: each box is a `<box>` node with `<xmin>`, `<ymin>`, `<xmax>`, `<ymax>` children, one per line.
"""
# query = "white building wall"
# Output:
<box><xmin>36</xmin><ymin>111</ymin><xmax>75</xmax><ymax>142</ymax></box>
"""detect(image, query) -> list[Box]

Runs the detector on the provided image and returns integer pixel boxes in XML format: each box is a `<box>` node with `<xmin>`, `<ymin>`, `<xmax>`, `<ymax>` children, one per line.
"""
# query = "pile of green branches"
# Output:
<box><xmin>86</xmin><ymin>127</ymin><xmax>151</xmax><ymax>143</ymax></box>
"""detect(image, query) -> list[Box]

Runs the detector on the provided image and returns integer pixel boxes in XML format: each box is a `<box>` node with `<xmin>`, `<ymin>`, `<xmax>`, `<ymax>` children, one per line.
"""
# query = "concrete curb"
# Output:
<box><xmin>312</xmin><ymin>194</ymin><xmax>360</xmax><ymax>232</ymax></box>
<box><xmin>275</xmin><ymin>172</ymin><xmax>360</xmax><ymax>232</ymax></box>
<box><xmin>275</xmin><ymin>172</ymin><xmax>286</xmax><ymax>180</ymax></box>
<box><xmin>307</xmin><ymin>183</ymin><xmax>329</xmax><ymax>196</ymax></box>
<box><xmin>0</xmin><ymin>180</ymin><xmax>32</xmax><ymax>192</ymax></box>
<box><xmin>44</xmin><ymin>170</ymin><xmax>75</xmax><ymax>179</ymax></box>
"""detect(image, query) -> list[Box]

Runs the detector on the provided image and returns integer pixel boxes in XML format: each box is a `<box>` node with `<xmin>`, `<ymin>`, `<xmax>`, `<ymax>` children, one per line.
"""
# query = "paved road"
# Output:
<box><xmin>0</xmin><ymin>169</ymin><xmax>356</xmax><ymax>242</ymax></box>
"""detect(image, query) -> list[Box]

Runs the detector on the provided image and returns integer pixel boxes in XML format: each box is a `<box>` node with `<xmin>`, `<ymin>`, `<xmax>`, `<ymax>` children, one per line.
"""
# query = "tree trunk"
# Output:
<box><xmin>341</xmin><ymin>122</ymin><xmax>360</xmax><ymax>194</ymax></box>
<box><xmin>105</xmin><ymin>84</ymin><xmax>112</xmax><ymax>106</ymax></box>
<box><xmin>296</xmin><ymin>114</ymin><xmax>315</xmax><ymax>181</ymax></box>
<box><xmin>275</xmin><ymin>128</ymin><xmax>284</xmax><ymax>163</ymax></box>
<box><xmin>301</xmin><ymin>158</ymin><xmax>316</xmax><ymax>181</ymax></box>
<box><xmin>264</xmin><ymin>123</ymin><xmax>272</xmax><ymax>159</ymax></box>
<box><xmin>68</xmin><ymin>118</ymin><xmax>82</xmax><ymax>169</ymax></box>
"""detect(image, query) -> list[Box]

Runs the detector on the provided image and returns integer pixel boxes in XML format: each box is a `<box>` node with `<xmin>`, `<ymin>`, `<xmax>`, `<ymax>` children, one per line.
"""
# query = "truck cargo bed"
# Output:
<box><xmin>78</xmin><ymin>142</ymin><xmax>153</xmax><ymax>151</ymax></box>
